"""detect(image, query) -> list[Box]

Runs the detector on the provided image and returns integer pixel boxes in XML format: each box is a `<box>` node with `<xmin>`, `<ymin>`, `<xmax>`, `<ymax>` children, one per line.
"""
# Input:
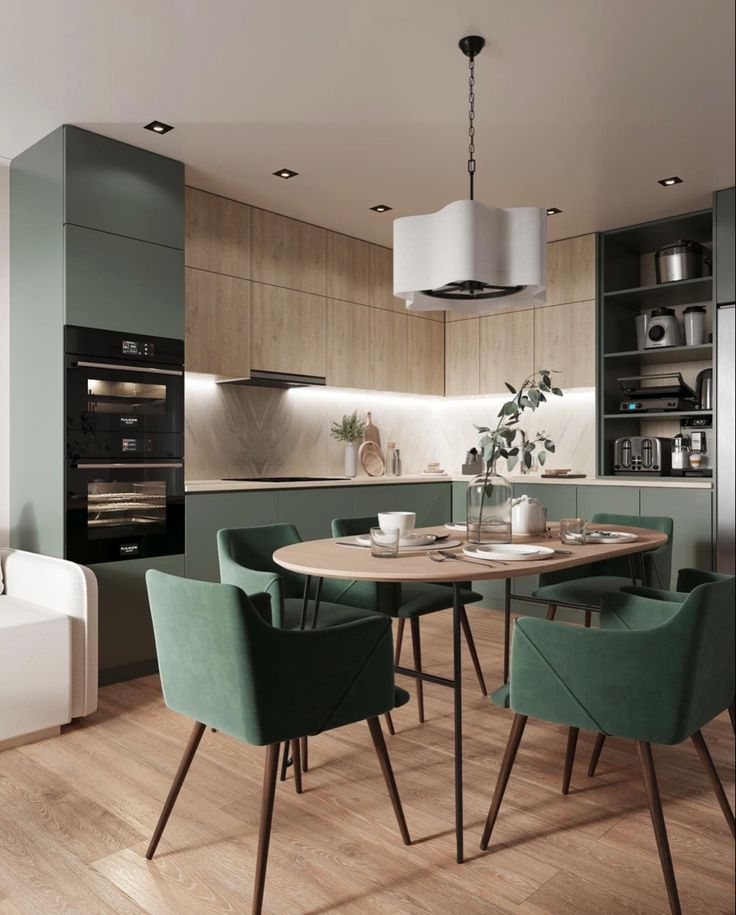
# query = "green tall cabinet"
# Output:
<box><xmin>10</xmin><ymin>125</ymin><xmax>185</xmax><ymax>683</ymax></box>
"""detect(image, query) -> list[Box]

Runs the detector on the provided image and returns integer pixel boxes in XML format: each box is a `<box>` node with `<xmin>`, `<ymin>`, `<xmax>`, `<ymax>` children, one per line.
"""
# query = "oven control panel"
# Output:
<box><xmin>122</xmin><ymin>339</ymin><xmax>155</xmax><ymax>358</ymax></box>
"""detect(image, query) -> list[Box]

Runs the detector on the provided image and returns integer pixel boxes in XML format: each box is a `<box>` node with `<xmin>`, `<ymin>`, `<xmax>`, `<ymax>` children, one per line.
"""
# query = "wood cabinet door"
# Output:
<box><xmin>251</xmin><ymin>282</ymin><xmax>326</xmax><ymax>377</ymax></box>
<box><xmin>326</xmin><ymin>299</ymin><xmax>372</xmax><ymax>388</ymax></box>
<box><xmin>185</xmin><ymin>267</ymin><xmax>250</xmax><ymax>376</ymax></box>
<box><xmin>479</xmin><ymin>309</ymin><xmax>534</xmax><ymax>394</ymax></box>
<box><xmin>370</xmin><ymin>309</ymin><xmax>407</xmax><ymax>392</ymax></box>
<box><xmin>251</xmin><ymin>208</ymin><xmax>326</xmax><ymax>295</ymax></box>
<box><xmin>326</xmin><ymin>232</ymin><xmax>371</xmax><ymax>305</ymax></box>
<box><xmin>546</xmin><ymin>234</ymin><xmax>596</xmax><ymax>306</ymax></box>
<box><xmin>407</xmin><ymin>317</ymin><xmax>444</xmax><ymax>395</ymax></box>
<box><xmin>445</xmin><ymin>318</ymin><xmax>479</xmax><ymax>395</ymax></box>
<box><xmin>185</xmin><ymin>187</ymin><xmax>251</xmax><ymax>278</ymax></box>
<box><xmin>534</xmin><ymin>300</ymin><xmax>595</xmax><ymax>388</ymax></box>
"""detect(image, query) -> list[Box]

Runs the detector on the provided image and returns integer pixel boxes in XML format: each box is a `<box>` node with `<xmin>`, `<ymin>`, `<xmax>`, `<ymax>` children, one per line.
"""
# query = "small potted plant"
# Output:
<box><xmin>468</xmin><ymin>370</ymin><xmax>563</xmax><ymax>544</ymax></box>
<box><xmin>330</xmin><ymin>411</ymin><xmax>367</xmax><ymax>478</ymax></box>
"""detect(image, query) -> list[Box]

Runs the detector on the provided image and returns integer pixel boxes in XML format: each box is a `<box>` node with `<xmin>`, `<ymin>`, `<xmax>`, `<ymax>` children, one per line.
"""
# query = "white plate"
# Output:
<box><xmin>464</xmin><ymin>544</ymin><xmax>555</xmax><ymax>562</ymax></box>
<box><xmin>355</xmin><ymin>533</ymin><xmax>443</xmax><ymax>549</ymax></box>
<box><xmin>582</xmin><ymin>530</ymin><xmax>639</xmax><ymax>544</ymax></box>
<box><xmin>445</xmin><ymin>522</ymin><xmax>467</xmax><ymax>532</ymax></box>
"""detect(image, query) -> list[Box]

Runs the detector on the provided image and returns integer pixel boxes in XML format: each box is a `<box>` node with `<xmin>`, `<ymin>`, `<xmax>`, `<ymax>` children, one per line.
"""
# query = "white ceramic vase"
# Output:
<box><xmin>344</xmin><ymin>443</ymin><xmax>358</xmax><ymax>478</ymax></box>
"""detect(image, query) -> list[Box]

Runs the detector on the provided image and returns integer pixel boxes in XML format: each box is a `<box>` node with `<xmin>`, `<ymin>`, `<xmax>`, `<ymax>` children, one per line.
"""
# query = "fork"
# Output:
<box><xmin>428</xmin><ymin>550</ymin><xmax>508</xmax><ymax>568</ymax></box>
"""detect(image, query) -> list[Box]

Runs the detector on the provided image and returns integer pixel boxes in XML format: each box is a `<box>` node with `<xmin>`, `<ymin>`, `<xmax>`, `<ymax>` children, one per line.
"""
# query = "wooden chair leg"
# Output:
<box><xmin>584</xmin><ymin>610</ymin><xmax>592</xmax><ymax>628</ymax></box>
<box><xmin>279</xmin><ymin>740</ymin><xmax>290</xmax><ymax>781</ymax></box>
<box><xmin>588</xmin><ymin>733</ymin><xmax>607</xmax><ymax>777</ymax></box>
<box><xmin>146</xmin><ymin>721</ymin><xmax>206</xmax><ymax>860</ymax></box>
<box><xmin>460</xmin><ymin>606</ymin><xmax>488</xmax><ymax>696</ymax></box>
<box><xmin>636</xmin><ymin>741</ymin><xmax>682</xmax><ymax>915</ymax></box>
<box><xmin>409</xmin><ymin>618</ymin><xmax>425</xmax><ymax>723</ymax></box>
<box><xmin>690</xmin><ymin>730</ymin><xmax>736</xmax><ymax>837</ymax></box>
<box><xmin>252</xmin><ymin>744</ymin><xmax>280</xmax><ymax>915</ymax></box>
<box><xmin>729</xmin><ymin>701</ymin><xmax>735</xmax><ymax>735</ymax></box>
<box><xmin>480</xmin><ymin>713</ymin><xmax>527</xmax><ymax>850</ymax></box>
<box><xmin>366</xmin><ymin>716</ymin><xmax>411</xmax><ymax>845</ymax></box>
<box><xmin>562</xmin><ymin>727</ymin><xmax>579</xmax><ymax>795</ymax></box>
<box><xmin>545</xmin><ymin>604</ymin><xmax>557</xmax><ymax>621</ymax></box>
<box><xmin>394</xmin><ymin>619</ymin><xmax>405</xmax><ymax>665</ymax></box>
<box><xmin>299</xmin><ymin>736</ymin><xmax>309</xmax><ymax>772</ymax></box>
<box><xmin>384</xmin><ymin>712</ymin><xmax>396</xmax><ymax>735</ymax></box>
<box><xmin>290</xmin><ymin>739</ymin><xmax>303</xmax><ymax>795</ymax></box>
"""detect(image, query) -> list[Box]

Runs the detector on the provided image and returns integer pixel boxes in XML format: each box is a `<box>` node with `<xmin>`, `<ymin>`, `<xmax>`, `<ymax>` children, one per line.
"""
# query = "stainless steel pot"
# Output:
<box><xmin>655</xmin><ymin>239</ymin><xmax>711</xmax><ymax>284</ymax></box>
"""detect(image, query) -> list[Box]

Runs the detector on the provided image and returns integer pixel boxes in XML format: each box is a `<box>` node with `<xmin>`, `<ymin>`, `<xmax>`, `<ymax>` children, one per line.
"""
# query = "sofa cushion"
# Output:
<box><xmin>0</xmin><ymin>595</ymin><xmax>69</xmax><ymax>628</ymax></box>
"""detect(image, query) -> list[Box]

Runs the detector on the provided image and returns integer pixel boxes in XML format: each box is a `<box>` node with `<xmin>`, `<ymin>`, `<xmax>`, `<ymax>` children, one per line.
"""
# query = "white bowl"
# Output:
<box><xmin>378</xmin><ymin>511</ymin><xmax>416</xmax><ymax>537</ymax></box>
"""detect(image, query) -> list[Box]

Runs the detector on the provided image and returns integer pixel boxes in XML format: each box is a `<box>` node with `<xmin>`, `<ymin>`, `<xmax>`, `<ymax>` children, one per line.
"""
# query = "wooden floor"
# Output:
<box><xmin>0</xmin><ymin>608</ymin><xmax>733</xmax><ymax>915</ymax></box>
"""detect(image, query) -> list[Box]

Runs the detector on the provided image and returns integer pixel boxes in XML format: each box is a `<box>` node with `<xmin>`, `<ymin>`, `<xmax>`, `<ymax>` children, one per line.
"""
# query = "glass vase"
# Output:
<box><xmin>466</xmin><ymin>465</ymin><xmax>512</xmax><ymax>545</ymax></box>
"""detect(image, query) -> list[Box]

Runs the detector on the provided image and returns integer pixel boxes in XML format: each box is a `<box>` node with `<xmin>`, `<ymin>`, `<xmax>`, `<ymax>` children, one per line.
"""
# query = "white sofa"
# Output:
<box><xmin>0</xmin><ymin>548</ymin><xmax>98</xmax><ymax>749</ymax></box>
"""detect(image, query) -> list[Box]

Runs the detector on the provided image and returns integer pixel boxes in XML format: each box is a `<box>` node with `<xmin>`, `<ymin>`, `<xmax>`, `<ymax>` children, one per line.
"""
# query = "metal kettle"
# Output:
<box><xmin>695</xmin><ymin>368</ymin><xmax>713</xmax><ymax>410</ymax></box>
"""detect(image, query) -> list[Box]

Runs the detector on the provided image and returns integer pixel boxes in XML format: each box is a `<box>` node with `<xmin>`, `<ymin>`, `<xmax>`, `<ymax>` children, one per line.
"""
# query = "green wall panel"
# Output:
<box><xmin>576</xmin><ymin>484</ymin><xmax>639</xmax><ymax>519</ymax></box>
<box><xmin>65</xmin><ymin>224</ymin><xmax>184</xmax><ymax>338</ymax></box>
<box><xmin>640</xmin><ymin>488</ymin><xmax>713</xmax><ymax>588</ymax></box>
<box><xmin>354</xmin><ymin>483</ymin><xmax>451</xmax><ymax>526</ymax></box>
<box><xmin>185</xmin><ymin>490</ymin><xmax>279</xmax><ymax>582</ymax></box>
<box><xmin>512</xmin><ymin>482</ymin><xmax>577</xmax><ymax>521</ymax></box>
<box><xmin>278</xmin><ymin>487</ymin><xmax>356</xmax><ymax>541</ymax></box>
<box><xmin>91</xmin><ymin>553</ymin><xmax>185</xmax><ymax>681</ymax></box>
<box><xmin>65</xmin><ymin>126</ymin><xmax>184</xmax><ymax>250</ymax></box>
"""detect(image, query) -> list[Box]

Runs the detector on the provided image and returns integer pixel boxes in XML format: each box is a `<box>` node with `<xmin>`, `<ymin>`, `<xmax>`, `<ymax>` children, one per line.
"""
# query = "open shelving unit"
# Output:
<box><xmin>597</xmin><ymin>209</ymin><xmax>715</xmax><ymax>479</ymax></box>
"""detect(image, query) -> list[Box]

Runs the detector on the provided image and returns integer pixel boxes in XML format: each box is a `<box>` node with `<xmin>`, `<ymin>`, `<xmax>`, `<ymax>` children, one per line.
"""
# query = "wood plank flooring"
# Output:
<box><xmin>0</xmin><ymin>608</ymin><xmax>733</xmax><ymax>914</ymax></box>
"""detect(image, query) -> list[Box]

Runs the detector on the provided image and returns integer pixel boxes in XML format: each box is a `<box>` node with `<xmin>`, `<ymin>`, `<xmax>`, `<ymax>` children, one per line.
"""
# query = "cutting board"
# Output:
<box><xmin>364</xmin><ymin>411</ymin><xmax>381</xmax><ymax>448</ymax></box>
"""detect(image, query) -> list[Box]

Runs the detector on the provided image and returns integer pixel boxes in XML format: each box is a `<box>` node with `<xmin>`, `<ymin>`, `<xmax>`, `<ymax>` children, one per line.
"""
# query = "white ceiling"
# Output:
<box><xmin>2</xmin><ymin>0</ymin><xmax>734</xmax><ymax>245</ymax></box>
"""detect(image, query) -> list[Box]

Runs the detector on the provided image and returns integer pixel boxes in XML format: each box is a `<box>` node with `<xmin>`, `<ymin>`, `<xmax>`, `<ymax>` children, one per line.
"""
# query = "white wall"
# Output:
<box><xmin>0</xmin><ymin>160</ymin><xmax>9</xmax><ymax>546</ymax></box>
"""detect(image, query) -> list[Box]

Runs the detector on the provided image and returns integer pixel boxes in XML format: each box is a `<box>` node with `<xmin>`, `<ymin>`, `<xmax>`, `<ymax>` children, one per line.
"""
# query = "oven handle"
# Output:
<box><xmin>73</xmin><ymin>462</ymin><xmax>184</xmax><ymax>469</ymax></box>
<box><xmin>73</xmin><ymin>360</ymin><xmax>183</xmax><ymax>377</ymax></box>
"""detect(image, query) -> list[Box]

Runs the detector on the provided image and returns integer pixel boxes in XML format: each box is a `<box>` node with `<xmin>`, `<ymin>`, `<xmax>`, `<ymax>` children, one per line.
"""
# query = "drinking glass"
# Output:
<box><xmin>560</xmin><ymin>518</ymin><xmax>587</xmax><ymax>544</ymax></box>
<box><xmin>370</xmin><ymin>526</ymin><xmax>400</xmax><ymax>558</ymax></box>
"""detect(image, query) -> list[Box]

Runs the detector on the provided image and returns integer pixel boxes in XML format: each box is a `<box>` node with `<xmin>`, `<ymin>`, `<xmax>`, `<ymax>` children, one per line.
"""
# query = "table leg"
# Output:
<box><xmin>310</xmin><ymin>577</ymin><xmax>324</xmax><ymax>629</ymax></box>
<box><xmin>503</xmin><ymin>578</ymin><xmax>511</xmax><ymax>684</ymax></box>
<box><xmin>299</xmin><ymin>575</ymin><xmax>313</xmax><ymax>630</ymax></box>
<box><xmin>628</xmin><ymin>554</ymin><xmax>638</xmax><ymax>586</ymax></box>
<box><xmin>452</xmin><ymin>582</ymin><xmax>464</xmax><ymax>864</ymax></box>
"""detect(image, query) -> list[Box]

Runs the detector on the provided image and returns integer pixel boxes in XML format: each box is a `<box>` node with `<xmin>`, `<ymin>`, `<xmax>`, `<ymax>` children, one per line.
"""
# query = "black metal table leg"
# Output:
<box><xmin>299</xmin><ymin>575</ymin><xmax>313</xmax><ymax>630</ymax></box>
<box><xmin>628</xmin><ymin>553</ymin><xmax>638</xmax><ymax>585</ymax></box>
<box><xmin>310</xmin><ymin>577</ymin><xmax>324</xmax><ymax>629</ymax></box>
<box><xmin>452</xmin><ymin>582</ymin><xmax>464</xmax><ymax>864</ymax></box>
<box><xmin>503</xmin><ymin>578</ymin><xmax>511</xmax><ymax>683</ymax></box>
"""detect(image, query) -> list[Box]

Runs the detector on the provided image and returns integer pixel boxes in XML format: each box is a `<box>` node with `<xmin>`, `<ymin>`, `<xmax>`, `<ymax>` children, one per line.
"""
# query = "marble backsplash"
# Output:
<box><xmin>185</xmin><ymin>375</ymin><xmax>597</xmax><ymax>480</ymax></box>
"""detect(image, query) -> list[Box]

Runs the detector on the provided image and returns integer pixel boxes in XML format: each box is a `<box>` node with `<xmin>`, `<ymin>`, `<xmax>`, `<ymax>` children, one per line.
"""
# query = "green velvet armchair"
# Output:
<box><xmin>482</xmin><ymin>574</ymin><xmax>735</xmax><ymax>915</ymax></box>
<box><xmin>332</xmin><ymin>515</ymin><xmax>486</xmax><ymax>723</ymax></box>
<box><xmin>532</xmin><ymin>513</ymin><xmax>673</xmax><ymax>625</ymax></box>
<box><xmin>145</xmin><ymin>570</ymin><xmax>411</xmax><ymax>915</ymax></box>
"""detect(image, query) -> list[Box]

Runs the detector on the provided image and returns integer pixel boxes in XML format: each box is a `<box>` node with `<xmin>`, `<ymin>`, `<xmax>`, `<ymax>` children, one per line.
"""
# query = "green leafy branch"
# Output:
<box><xmin>330</xmin><ymin>411</ymin><xmax>367</xmax><ymax>444</ymax></box>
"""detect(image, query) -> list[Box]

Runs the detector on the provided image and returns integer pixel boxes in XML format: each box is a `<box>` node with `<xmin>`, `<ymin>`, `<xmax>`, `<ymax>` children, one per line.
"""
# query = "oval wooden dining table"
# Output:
<box><xmin>273</xmin><ymin>523</ymin><xmax>668</xmax><ymax>864</ymax></box>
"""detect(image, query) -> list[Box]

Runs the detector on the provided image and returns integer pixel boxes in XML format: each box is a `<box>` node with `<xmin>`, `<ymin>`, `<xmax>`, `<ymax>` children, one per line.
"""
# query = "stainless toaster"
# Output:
<box><xmin>613</xmin><ymin>437</ymin><xmax>671</xmax><ymax>474</ymax></box>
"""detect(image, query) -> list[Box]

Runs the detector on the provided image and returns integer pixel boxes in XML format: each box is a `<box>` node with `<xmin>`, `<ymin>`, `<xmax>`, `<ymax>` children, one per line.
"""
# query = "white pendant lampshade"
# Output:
<box><xmin>393</xmin><ymin>199</ymin><xmax>546</xmax><ymax>315</ymax></box>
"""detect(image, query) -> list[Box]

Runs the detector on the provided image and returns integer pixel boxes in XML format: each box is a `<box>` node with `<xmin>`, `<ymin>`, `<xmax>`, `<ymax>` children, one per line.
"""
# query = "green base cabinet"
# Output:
<box><xmin>354</xmin><ymin>483</ymin><xmax>450</xmax><ymax>527</ymax></box>
<box><xmin>640</xmin><ymin>488</ymin><xmax>712</xmax><ymax>585</ymax></box>
<box><xmin>576</xmin><ymin>484</ymin><xmax>639</xmax><ymax>519</ymax></box>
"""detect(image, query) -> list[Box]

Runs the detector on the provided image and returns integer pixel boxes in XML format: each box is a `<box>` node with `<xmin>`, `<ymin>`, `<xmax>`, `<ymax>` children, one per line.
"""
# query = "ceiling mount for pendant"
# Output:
<box><xmin>393</xmin><ymin>33</ymin><xmax>547</xmax><ymax>315</ymax></box>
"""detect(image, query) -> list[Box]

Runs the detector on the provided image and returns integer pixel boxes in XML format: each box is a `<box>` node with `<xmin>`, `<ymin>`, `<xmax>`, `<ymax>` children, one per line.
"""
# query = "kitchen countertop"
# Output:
<box><xmin>186</xmin><ymin>473</ymin><xmax>713</xmax><ymax>493</ymax></box>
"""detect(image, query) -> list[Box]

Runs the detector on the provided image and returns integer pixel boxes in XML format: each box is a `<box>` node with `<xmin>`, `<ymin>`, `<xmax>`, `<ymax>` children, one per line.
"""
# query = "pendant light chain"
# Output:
<box><xmin>467</xmin><ymin>53</ymin><xmax>476</xmax><ymax>200</ymax></box>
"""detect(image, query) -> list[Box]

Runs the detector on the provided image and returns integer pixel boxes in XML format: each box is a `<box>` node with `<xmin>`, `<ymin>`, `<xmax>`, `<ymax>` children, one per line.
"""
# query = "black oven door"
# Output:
<box><xmin>66</xmin><ymin>461</ymin><xmax>184</xmax><ymax>563</ymax></box>
<box><xmin>66</xmin><ymin>358</ymin><xmax>184</xmax><ymax>446</ymax></box>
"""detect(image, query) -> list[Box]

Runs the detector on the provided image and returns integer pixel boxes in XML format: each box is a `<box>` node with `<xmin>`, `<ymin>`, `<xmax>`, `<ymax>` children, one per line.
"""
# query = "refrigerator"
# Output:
<box><xmin>716</xmin><ymin>302</ymin><xmax>735</xmax><ymax>573</ymax></box>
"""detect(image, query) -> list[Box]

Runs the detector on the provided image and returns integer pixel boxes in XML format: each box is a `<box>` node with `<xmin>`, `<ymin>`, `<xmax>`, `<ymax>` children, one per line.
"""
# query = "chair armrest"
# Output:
<box><xmin>676</xmin><ymin>568</ymin><xmax>730</xmax><ymax>593</ymax></box>
<box><xmin>510</xmin><ymin>598</ymin><xmax>687</xmax><ymax>744</ymax></box>
<box><xmin>620</xmin><ymin>585</ymin><xmax>688</xmax><ymax>602</ymax></box>
<box><xmin>0</xmin><ymin>548</ymin><xmax>98</xmax><ymax>718</ymax></box>
<box><xmin>218</xmin><ymin>554</ymin><xmax>286</xmax><ymax>627</ymax></box>
<box><xmin>247</xmin><ymin>592</ymin><xmax>273</xmax><ymax>623</ymax></box>
<box><xmin>248</xmin><ymin>614</ymin><xmax>396</xmax><ymax>743</ymax></box>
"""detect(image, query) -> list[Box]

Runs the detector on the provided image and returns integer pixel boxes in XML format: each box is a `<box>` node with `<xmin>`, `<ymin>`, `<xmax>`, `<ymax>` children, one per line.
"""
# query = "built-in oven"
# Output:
<box><xmin>65</xmin><ymin>326</ymin><xmax>185</xmax><ymax>563</ymax></box>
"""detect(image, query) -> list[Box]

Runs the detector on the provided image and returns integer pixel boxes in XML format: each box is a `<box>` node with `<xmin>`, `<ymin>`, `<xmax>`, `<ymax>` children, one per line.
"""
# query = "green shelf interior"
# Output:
<box><xmin>603</xmin><ymin>276</ymin><xmax>712</xmax><ymax>308</ymax></box>
<box><xmin>603</xmin><ymin>343</ymin><xmax>713</xmax><ymax>364</ymax></box>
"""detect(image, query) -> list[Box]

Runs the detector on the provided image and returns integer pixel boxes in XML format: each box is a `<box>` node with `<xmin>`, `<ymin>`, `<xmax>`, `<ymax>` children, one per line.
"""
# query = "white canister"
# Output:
<box><xmin>683</xmin><ymin>306</ymin><xmax>706</xmax><ymax>346</ymax></box>
<box><xmin>511</xmin><ymin>495</ymin><xmax>548</xmax><ymax>536</ymax></box>
<box><xmin>344</xmin><ymin>443</ymin><xmax>358</xmax><ymax>478</ymax></box>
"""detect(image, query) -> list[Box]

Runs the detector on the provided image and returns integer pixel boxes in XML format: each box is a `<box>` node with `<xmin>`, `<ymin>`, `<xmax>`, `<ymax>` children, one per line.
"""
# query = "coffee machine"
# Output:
<box><xmin>675</xmin><ymin>416</ymin><xmax>714</xmax><ymax>476</ymax></box>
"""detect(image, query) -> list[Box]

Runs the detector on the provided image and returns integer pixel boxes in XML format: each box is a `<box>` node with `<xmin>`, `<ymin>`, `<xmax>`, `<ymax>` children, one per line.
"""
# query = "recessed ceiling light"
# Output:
<box><xmin>144</xmin><ymin>120</ymin><xmax>173</xmax><ymax>134</ymax></box>
<box><xmin>273</xmin><ymin>168</ymin><xmax>299</xmax><ymax>179</ymax></box>
<box><xmin>658</xmin><ymin>176</ymin><xmax>683</xmax><ymax>187</ymax></box>
<box><xmin>546</xmin><ymin>207</ymin><xmax>562</xmax><ymax>216</ymax></box>
<box><xmin>370</xmin><ymin>204</ymin><xmax>393</xmax><ymax>213</ymax></box>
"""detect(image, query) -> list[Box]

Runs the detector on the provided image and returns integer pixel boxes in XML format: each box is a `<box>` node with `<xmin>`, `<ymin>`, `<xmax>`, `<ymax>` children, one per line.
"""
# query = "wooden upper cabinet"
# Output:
<box><xmin>545</xmin><ymin>234</ymin><xmax>596</xmax><ymax>306</ymax></box>
<box><xmin>251</xmin><ymin>208</ymin><xmax>326</xmax><ymax>295</ymax></box>
<box><xmin>251</xmin><ymin>282</ymin><xmax>326</xmax><ymax>378</ymax></box>
<box><xmin>326</xmin><ymin>299</ymin><xmax>372</xmax><ymax>389</ymax></box>
<box><xmin>445</xmin><ymin>318</ymin><xmax>480</xmax><ymax>396</ymax></box>
<box><xmin>534</xmin><ymin>299</ymin><xmax>595</xmax><ymax>388</ymax></box>
<box><xmin>326</xmin><ymin>232</ymin><xmax>371</xmax><ymax>305</ymax></box>
<box><xmin>185</xmin><ymin>268</ymin><xmax>250</xmax><ymax>377</ymax></box>
<box><xmin>185</xmin><ymin>187</ymin><xmax>251</xmax><ymax>278</ymax></box>
<box><xmin>479</xmin><ymin>310</ymin><xmax>534</xmax><ymax>394</ymax></box>
<box><xmin>370</xmin><ymin>309</ymin><xmax>407</xmax><ymax>393</ymax></box>
<box><xmin>407</xmin><ymin>316</ymin><xmax>444</xmax><ymax>395</ymax></box>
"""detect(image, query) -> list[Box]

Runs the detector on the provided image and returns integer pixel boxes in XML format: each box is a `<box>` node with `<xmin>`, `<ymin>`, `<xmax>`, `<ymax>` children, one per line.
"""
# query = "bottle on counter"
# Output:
<box><xmin>385</xmin><ymin>442</ymin><xmax>396</xmax><ymax>476</ymax></box>
<box><xmin>392</xmin><ymin>448</ymin><xmax>402</xmax><ymax>477</ymax></box>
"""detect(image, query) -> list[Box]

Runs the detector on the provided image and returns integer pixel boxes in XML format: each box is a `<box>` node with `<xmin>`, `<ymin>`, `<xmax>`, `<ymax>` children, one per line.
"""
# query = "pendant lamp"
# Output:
<box><xmin>393</xmin><ymin>36</ymin><xmax>546</xmax><ymax>315</ymax></box>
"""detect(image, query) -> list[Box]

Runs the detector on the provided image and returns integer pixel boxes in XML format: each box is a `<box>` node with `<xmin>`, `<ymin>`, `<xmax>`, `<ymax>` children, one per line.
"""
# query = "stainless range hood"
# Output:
<box><xmin>217</xmin><ymin>370</ymin><xmax>326</xmax><ymax>389</ymax></box>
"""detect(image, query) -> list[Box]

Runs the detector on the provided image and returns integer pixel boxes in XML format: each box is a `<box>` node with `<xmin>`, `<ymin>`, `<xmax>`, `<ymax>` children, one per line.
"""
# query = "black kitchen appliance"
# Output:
<box><xmin>618</xmin><ymin>372</ymin><xmax>698</xmax><ymax>413</ymax></box>
<box><xmin>65</xmin><ymin>326</ymin><xmax>185</xmax><ymax>563</ymax></box>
